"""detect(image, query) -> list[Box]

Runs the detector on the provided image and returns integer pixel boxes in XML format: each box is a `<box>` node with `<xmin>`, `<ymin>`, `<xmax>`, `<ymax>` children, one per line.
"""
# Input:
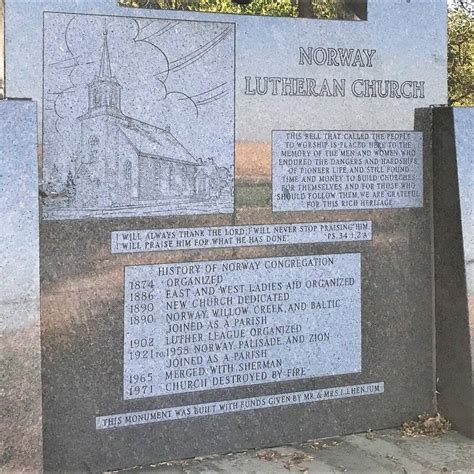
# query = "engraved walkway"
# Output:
<box><xmin>121</xmin><ymin>429</ymin><xmax>473</xmax><ymax>473</ymax></box>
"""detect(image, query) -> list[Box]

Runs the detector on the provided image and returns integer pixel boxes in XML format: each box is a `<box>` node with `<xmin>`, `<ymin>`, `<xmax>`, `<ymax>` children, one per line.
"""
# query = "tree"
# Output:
<box><xmin>296</xmin><ymin>0</ymin><xmax>314</xmax><ymax>18</ymax></box>
<box><xmin>448</xmin><ymin>1</ymin><xmax>474</xmax><ymax>105</ymax></box>
<box><xmin>119</xmin><ymin>0</ymin><xmax>338</xmax><ymax>18</ymax></box>
<box><xmin>334</xmin><ymin>0</ymin><xmax>366</xmax><ymax>20</ymax></box>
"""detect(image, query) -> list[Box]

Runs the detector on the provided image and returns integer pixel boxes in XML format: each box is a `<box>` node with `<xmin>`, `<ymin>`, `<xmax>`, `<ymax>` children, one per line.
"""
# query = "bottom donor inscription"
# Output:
<box><xmin>124</xmin><ymin>253</ymin><xmax>361</xmax><ymax>399</ymax></box>
<box><xmin>98</xmin><ymin>382</ymin><xmax>383</xmax><ymax>430</ymax></box>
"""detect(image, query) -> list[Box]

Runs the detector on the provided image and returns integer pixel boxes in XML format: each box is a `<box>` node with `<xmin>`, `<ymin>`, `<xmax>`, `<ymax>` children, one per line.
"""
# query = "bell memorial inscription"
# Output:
<box><xmin>273</xmin><ymin>130</ymin><xmax>423</xmax><ymax>212</ymax></box>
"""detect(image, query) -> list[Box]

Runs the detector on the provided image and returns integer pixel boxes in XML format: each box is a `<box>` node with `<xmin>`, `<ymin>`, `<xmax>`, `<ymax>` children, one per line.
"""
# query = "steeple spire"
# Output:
<box><xmin>99</xmin><ymin>30</ymin><xmax>112</xmax><ymax>79</ymax></box>
<box><xmin>86</xmin><ymin>29</ymin><xmax>123</xmax><ymax>115</ymax></box>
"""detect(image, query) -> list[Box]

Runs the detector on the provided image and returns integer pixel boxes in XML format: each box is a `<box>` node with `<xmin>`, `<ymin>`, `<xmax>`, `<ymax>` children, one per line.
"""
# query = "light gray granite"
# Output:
<box><xmin>454</xmin><ymin>108</ymin><xmax>474</xmax><ymax>301</ymax></box>
<box><xmin>272</xmin><ymin>131</ymin><xmax>423</xmax><ymax>212</ymax></box>
<box><xmin>5</xmin><ymin>0</ymin><xmax>448</xmax><ymax>135</ymax></box>
<box><xmin>123</xmin><ymin>254</ymin><xmax>361</xmax><ymax>399</ymax></box>
<box><xmin>0</xmin><ymin>100</ymin><xmax>39</xmax><ymax>327</ymax></box>
<box><xmin>417</xmin><ymin>106</ymin><xmax>473</xmax><ymax>439</ymax></box>
<box><xmin>98</xmin><ymin>382</ymin><xmax>383</xmax><ymax>429</ymax></box>
<box><xmin>40</xmin><ymin>14</ymin><xmax>234</xmax><ymax>220</ymax></box>
<box><xmin>111</xmin><ymin>221</ymin><xmax>372</xmax><ymax>253</ymax></box>
<box><xmin>0</xmin><ymin>100</ymin><xmax>42</xmax><ymax>471</ymax></box>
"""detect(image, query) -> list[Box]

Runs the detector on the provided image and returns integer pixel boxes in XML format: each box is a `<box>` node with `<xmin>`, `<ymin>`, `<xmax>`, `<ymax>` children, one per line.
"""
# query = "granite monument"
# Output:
<box><xmin>3</xmin><ymin>0</ymin><xmax>448</xmax><ymax>470</ymax></box>
<box><xmin>416</xmin><ymin>106</ymin><xmax>473</xmax><ymax>439</ymax></box>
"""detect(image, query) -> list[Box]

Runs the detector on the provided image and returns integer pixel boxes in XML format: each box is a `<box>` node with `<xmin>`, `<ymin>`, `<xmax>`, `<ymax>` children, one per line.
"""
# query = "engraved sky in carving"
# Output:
<box><xmin>42</xmin><ymin>12</ymin><xmax>234</xmax><ymax>219</ymax></box>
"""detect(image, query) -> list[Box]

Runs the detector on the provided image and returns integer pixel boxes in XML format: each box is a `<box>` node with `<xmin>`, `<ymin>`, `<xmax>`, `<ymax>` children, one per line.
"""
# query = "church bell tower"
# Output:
<box><xmin>87</xmin><ymin>30</ymin><xmax>122</xmax><ymax>115</ymax></box>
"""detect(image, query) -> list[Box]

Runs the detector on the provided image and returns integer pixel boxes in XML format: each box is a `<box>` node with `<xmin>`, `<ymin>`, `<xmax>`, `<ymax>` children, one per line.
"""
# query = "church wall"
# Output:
<box><xmin>137</xmin><ymin>156</ymin><xmax>200</xmax><ymax>202</ymax></box>
<box><xmin>109</xmin><ymin>127</ymin><xmax>140</xmax><ymax>205</ymax></box>
<box><xmin>76</xmin><ymin>115</ymin><xmax>110</xmax><ymax>207</ymax></box>
<box><xmin>138</xmin><ymin>156</ymin><xmax>155</xmax><ymax>201</ymax></box>
<box><xmin>78</xmin><ymin>113</ymin><xmax>202</xmax><ymax>207</ymax></box>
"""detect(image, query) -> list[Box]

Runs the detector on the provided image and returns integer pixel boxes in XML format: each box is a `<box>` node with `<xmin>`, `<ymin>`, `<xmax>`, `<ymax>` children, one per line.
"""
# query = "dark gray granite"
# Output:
<box><xmin>416</xmin><ymin>107</ymin><xmax>473</xmax><ymax>439</ymax></box>
<box><xmin>0</xmin><ymin>100</ymin><xmax>42</xmax><ymax>471</ymax></box>
<box><xmin>3</xmin><ymin>0</ymin><xmax>448</xmax><ymax>471</ymax></box>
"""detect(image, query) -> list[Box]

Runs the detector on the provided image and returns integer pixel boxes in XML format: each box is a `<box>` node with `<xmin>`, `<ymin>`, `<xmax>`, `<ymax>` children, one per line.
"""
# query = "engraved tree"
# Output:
<box><xmin>448</xmin><ymin>0</ymin><xmax>474</xmax><ymax>105</ymax></box>
<box><xmin>65</xmin><ymin>170</ymin><xmax>77</xmax><ymax>205</ymax></box>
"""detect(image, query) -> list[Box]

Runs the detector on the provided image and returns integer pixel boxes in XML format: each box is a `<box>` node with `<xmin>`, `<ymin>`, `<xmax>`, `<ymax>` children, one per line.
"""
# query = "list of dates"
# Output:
<box><xmin>123</xmin><ymin>254</ymin><xmax>361</xmax><ymax>400</ymax></box>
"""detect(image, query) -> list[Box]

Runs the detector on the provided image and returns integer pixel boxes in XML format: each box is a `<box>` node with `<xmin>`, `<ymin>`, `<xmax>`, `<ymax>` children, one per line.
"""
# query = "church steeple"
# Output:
<box><xmin>87</xmin><ymin>30</ymin><xmax>122</xmax><ymax>115</ymax></box>
<box><xmin>98</xmin><ymin>30</ymin><xmax>112</xmax><ymax>79</ymax></box>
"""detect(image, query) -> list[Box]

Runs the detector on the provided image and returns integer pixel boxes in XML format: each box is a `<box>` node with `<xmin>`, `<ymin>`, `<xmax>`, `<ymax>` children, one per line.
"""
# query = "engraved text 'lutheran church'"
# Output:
<box><xmin>74</xmin><ymin>31</ymin><xmax>214</xmax><ymax>209</ymax></box>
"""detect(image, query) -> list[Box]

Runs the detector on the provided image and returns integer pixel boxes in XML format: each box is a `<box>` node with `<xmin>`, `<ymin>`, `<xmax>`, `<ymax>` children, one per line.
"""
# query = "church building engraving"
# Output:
<box><xmin>42</xmin><ymin>13</ymin><xmax>235</xmax><ymax>219</ymax></box>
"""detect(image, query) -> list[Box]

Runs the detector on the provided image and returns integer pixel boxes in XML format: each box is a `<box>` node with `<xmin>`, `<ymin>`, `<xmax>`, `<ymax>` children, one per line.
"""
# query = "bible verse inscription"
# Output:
<box><xmin>123</xmin><ymin>254</ymin><xmax>361</xmax><ymax>399</ymax></box>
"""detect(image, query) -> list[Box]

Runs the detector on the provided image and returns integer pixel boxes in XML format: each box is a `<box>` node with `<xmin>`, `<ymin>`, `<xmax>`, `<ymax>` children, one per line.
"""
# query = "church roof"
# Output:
<box><xmin>118</xmin><ymin>117</ymin><xmax>199</xmax><ymax>166</ymax></box>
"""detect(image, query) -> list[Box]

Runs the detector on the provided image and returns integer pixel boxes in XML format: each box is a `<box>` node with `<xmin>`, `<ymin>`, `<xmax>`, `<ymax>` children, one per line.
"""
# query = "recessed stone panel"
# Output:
<box><xmin>111</xmin><ymin>221</ymin><xmax>372</xmax><ymax>253</ymax></box>
<box><xmin>98</xmin><ymin>382</ymin><xmax>384</xmax><ymax>430</ymax></box>
<box><xmin>123</xmin><ymin>254</ymin><xmax>361</xmax><ymax>399</ymax></box>
<box><xmin>272</xmin><ymin>130</ymin><xmax>423</xmax><ymax>212</ymax></box>
<box><xmin>41</xmin><ymin>12</ymin><xmax>235</xmax><ymax>220</ymax></box>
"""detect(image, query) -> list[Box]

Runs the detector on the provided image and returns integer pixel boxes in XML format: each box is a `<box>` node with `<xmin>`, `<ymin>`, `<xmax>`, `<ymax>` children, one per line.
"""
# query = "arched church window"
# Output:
<box><xmin>168</xmin><ymin>163</ymin><xmax>174</xmax><ymax>187</ymax></box>
<box><xmin>124</xmin><ymin>160</ymin><xmax>132</xmax><ymax>182</ymax></box>
<box><xmin>154</xmin><ymin>161</ymin><xmax>161</xmax><ymax>180</ymax></box>
<box><xmin>88</xmin><ymin>135</ymin><xmax>99</xmax><ymax>163</ymax></box>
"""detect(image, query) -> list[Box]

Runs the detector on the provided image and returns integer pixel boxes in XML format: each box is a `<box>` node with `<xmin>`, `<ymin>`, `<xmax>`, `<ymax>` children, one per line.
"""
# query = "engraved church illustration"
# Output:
<box><xmin>75</xmin><ymin>31</ymin><xmax>215</xmax><ymax>209</ymax></box>
<box><xmin>42</xmin><ymin>15</ymin><xmax>234</xmax><ymax>220</ymax></box>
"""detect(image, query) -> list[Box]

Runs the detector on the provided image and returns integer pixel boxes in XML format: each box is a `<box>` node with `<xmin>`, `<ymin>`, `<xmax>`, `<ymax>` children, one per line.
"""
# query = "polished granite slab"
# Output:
<box><xmin>3</xmin><ymin>0</ymin><xmax>448</xmax><ymax>471</ymax></box>
<box><xmin>417</xmin><ymin>106</ymin><xmax>473</xmax><ymax>439</ymax></box>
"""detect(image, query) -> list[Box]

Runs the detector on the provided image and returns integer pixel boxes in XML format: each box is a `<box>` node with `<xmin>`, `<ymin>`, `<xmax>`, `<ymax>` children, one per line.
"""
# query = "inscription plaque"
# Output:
<box><xmin>112</xmin><ymin>221</ymin><xmax>372</xmax><ymax>253</ymax></box>
<box><xmin>98</xmin><ymin>382</ymin><xmax>384</xmax><ymax>430</ymax></box>
<box><xmin>124</xmin><ymin>254</ymin><xmax>361</xmax><ymax>399</ymax></box>
<box><xmin>273</xmin><ymin>131</ymin><xmax>423</xmax><ymax>212</ymax></box>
